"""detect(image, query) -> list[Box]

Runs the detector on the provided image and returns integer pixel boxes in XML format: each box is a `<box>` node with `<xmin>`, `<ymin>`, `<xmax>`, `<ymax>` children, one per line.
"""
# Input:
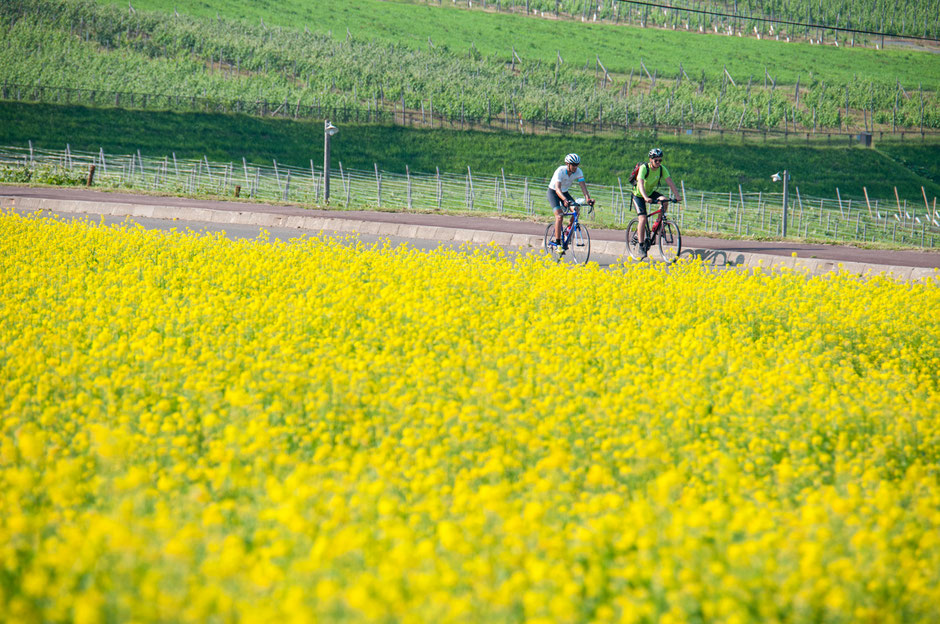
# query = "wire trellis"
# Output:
<box><xmin>1</xmin><ymin>144</ymin><xmax>937</xmax><ymax>249</ymax></box>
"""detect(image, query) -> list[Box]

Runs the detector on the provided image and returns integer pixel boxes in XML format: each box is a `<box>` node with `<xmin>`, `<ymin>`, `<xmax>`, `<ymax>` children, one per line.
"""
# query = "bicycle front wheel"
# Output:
<box><xmin>658</xmin><ymin>220</ymin><xmax>682</xmax><ymax>264</ymax></box>
<box><xmin>625</xmin><ymin>219</ymin><xmax>643</xmax><ymax>260</ymax></box>
<box><xmin>544</xmin><ymin>224</ymin><xmax>560</xmax><ymax>261</ymax></box>
<box><xmin>570</xmin><ymin>225</ymin><xmax>591</xmax><ymax>264</ymax></box>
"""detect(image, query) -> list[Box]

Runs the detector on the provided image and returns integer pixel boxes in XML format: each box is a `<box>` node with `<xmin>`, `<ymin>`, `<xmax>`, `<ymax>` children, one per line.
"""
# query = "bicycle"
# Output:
<box><xmin>544</xmin><ymin>200</ymin><xmax>592</xmax><ymax>264</ymax></box>
<box><xmin>626</xmin><ymin>196</ymin><xmax>682</xmax><ymax>263</ymax></box>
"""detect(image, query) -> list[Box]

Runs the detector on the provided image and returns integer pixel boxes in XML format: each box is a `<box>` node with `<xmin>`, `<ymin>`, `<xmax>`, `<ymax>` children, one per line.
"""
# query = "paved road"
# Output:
<box><xmin>13</xmin><ymin>209</ymin><xmax>628</xmax><ymax>268</ymax></box>
<box><xmin>3</xmin><ymin>186</ymin><xmax>939</xmax><ymax>276</ymax></box>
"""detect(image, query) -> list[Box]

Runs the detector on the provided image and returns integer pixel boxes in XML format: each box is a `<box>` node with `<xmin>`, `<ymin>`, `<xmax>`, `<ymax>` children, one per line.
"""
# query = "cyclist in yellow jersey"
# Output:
<box><xmin>632</xmin><ymin>148</ymin><xmax>682</xmax><ymax>258</ymax></box>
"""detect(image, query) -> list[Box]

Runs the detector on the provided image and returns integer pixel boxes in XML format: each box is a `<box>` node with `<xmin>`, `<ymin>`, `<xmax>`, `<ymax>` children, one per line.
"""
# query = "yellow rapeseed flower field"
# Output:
<box><xmin>1</xmin><ymin>209</ymin><xmax>939</xmax><ymax>623</ymax></box>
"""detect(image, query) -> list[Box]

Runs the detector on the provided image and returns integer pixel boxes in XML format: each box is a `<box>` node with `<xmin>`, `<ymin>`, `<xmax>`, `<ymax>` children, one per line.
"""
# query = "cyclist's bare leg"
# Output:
<box><xmin>637</xmin><ymin>214</ymin><xmax>648</xmax><ymax>247</ymax></box>
<box><xmin>554</xmin><ymin>210</ymin><xmax>564</xmax><ymax>241</ymax></box>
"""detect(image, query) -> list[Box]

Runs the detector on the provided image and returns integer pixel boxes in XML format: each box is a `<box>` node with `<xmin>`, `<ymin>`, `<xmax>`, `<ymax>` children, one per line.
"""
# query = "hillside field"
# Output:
<box><xmin>2</xmin><ymin>0</ymin><xmax>936</xmax><ymax>136</ymax></box>
<box><xmin>96</xmin><ymin>0</ymin><xmax>937</xmax><ymax>89</ymax></box>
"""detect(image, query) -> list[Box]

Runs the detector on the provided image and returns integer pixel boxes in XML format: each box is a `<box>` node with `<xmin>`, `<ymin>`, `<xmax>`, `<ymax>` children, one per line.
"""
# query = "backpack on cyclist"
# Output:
<box><xmin>628</xmin><ymin>162</ymin><xmax>662</xmax><ymax>187</ymax></box>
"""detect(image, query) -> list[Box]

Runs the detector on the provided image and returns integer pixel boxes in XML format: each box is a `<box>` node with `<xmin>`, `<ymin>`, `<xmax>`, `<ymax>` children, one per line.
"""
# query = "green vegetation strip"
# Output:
<box><xmin>3</xmin><ymin>101</ymin><xmax>938</xmax><ymax>202</ymax></box>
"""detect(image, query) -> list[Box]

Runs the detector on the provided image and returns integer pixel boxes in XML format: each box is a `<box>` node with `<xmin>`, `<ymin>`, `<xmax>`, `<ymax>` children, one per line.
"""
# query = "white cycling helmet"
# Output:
<box><xmin>648</xmin><ymin>148</ymin><xmax>664</xmax><ymax>159</ymax></box>
<box><xmin>564</xmin><ymin>153</ymin><xmax>581</xmax><ymax>165</ymax></box>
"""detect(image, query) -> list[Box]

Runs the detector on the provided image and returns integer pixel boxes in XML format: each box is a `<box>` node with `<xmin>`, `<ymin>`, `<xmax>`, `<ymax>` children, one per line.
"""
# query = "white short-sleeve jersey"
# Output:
<box><xmin>548</xmin><ymin>165</ymin><xmax>585</xmax><ymax>193</ymax></box>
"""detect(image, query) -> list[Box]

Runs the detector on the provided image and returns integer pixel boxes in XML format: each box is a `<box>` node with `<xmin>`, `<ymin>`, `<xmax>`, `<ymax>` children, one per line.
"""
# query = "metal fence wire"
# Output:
<box><xmin>1</xmin><ymin>144</ymin><xmax>937</xmax><ymax>249</ymax></box>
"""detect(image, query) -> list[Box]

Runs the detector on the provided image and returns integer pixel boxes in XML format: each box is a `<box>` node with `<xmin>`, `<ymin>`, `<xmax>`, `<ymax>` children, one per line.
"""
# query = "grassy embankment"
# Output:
<box><xmin>3</xmin><ymin>101</ymin><xmax>938</xmax><ymax>202</ymax></box>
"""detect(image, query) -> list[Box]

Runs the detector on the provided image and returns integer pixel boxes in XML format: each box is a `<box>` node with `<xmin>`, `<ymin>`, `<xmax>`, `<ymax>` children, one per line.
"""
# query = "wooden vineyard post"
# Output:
<box><xmin>618</xmin><ymin>178</ymin><xmax>626</xmax><ymax>225</ymax></box>
<box><xmin>615</xmin><ymin>178</ymin><xmax>624</xmax><ymax>225</ymax></box>
<box><xmin>310</xmin><ymin>160</ymin><xmax>319</xmax><ymax>202</ymax></box>
<box><xmin>436</xmin><ymin>168</ymin><xmax>442</xmax><ymax>211</ymax></box>
<box><xmin>339</xmin><ymin>162</ymin><xmax>350</xmax><ymax>208</ymax></box>
<box><xmin>467</xmin><ymin>166</ymin><xmax>475</xmax><ymax>210</ymax></box>
<box><xmin>407</xmin><ymin>165</ymin><xmax>413</xmax><ymax>210</ymax></box>
<box><xmin>375</xmin><ymin>163</ymin><xmax>382</xmax><ymax>208</ymax></box>
<box><xmin>496</xmin><ymin>176</ymin><xmax>502</xmax><ymax>213</ymax></box>
<box><xmin>680</xmin><ymin>180</ymin><xmax>687</xmax><ymax>224</ymax></box>
<box><xmin>524</xmin><ymin>177</ymin><xmax>530</xmax><ymax>215</ymax></box>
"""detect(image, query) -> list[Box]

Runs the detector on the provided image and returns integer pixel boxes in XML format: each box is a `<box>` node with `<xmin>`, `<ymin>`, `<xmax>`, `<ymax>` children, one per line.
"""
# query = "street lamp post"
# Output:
<box><xmin>324</xmin><ymin>120</ymin><xmax>338</xmax><ymax>203</ymax></box>
<box><xmin>772</xmin><ymin>170</ymin><xmax>790</xmax><ymax>237</ymax></box>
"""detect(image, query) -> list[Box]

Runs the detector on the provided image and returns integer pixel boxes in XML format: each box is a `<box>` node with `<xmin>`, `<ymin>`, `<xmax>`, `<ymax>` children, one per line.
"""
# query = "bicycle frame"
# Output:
<box><xmin>560</xmin><ymin>205</ymin><xmax>582</xmax><ymax>246</ymax></box>
<box><xmin>647</xmin><ymin>206</ymin><xmax>666</xmax><ymax>237</ymax></box>
<box><xmin>637</xmin><ymin>201</ymin><xmax>668</xmax><ymax>240</ymax></box>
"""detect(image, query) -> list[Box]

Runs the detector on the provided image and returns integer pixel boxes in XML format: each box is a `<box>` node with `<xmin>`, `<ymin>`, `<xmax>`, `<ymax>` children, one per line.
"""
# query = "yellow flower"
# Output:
<box><xmin>0</xmin><ymin>210</ymin><xmax>938</xmax><ymax>623</ymax></box>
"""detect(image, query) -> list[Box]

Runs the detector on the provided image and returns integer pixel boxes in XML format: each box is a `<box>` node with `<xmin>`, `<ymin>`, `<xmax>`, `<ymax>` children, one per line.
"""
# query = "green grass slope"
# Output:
<box><xmin>101</xmin><ymin>0</ymin><xmax>938</xmax><ymax>89</ymax></box>
<box><xmin>3</xmin><ymin>101</ymin><xmax>937</xmax><ymax>202</ymax></box>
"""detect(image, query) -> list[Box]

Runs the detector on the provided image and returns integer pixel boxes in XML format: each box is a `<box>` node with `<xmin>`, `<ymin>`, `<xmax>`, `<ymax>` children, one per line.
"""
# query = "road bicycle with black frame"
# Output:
<box><xmin>626</xmin><ymin>196</ymin><xmax>682</xmax><ymax>263</ymax></box>
<box><xmin>543</xmin><ymin>200</ymin><xmax>592</xmax><ymax>264</ymax></box>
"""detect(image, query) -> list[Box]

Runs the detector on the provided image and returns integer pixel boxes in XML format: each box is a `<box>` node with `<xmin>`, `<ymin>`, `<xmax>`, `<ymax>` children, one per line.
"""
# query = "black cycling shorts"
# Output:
<box><xmin>631</xmin><ymin>191</ymin><xmax>663</xmax><ymax>216</ymax></box>
<box><xmin>547</xmin><ymin>189</ymin><xmax>576</xmax><ymax>212</ymax></box>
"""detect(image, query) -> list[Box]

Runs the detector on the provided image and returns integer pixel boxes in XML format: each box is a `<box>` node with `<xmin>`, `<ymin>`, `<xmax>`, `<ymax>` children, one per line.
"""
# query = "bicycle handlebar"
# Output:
<box><xmin>562</xmin><ymin>199</ymin><xmax>595</xmax><ymax>216</ymax></box>
<box><xmin>651</xmin><ymin>196</ymin><xmax>681</xmax><ymax>204</ymax></box>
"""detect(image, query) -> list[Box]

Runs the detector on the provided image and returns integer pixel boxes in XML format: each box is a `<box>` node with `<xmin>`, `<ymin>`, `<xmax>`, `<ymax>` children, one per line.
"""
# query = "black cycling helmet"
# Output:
<box><xmin>648</xmin><ymin>148</ymin><xmax>664</xmax><ymax>159</ymax></box>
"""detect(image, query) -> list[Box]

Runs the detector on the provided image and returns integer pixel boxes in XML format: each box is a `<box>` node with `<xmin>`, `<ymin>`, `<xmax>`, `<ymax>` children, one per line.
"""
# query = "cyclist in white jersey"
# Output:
<box><xmin>547</xmin><ymin>153</ymin><xmax>595</xmax><ymax>254</ymax></box>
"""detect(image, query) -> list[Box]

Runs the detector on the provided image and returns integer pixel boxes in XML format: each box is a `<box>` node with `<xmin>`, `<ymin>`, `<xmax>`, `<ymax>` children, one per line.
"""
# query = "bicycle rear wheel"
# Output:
<box><xmin>658</xmin><ymin>220</ymin><xmax>682</xmax><ymax>264</ymax></box>
<box><xmin>570</xmin><ymin>225</ymin><xmax>591</xmax><ymax>264</ymax></box>
<box><xmin>625</xmin><ymin>219</ymin><xmax>643</xmax><ymax>260</ymax></box>
<box><xmin>543</xmin><ymin>224</ymin><xmax>560</xmax><ymax>261</ymax></box>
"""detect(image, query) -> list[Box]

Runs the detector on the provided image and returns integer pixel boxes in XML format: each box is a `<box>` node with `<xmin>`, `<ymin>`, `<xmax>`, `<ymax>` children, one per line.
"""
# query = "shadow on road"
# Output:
<box><xmin>680</xmin><ymin>248</ymin><xmax>747</xmax><ymax>267</ymax></box>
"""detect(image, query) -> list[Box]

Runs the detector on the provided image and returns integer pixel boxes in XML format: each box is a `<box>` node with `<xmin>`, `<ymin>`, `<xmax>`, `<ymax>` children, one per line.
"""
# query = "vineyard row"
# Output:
<box><xmin>2</xmin><ymin>0</ymin><xmax>936</xmax><ymax>131</ymax></box>
<box><xmin>428</xmin><ymin>0</ymin><xmax>940</xmax><ymax>42</ymax></box>
<box><xmin>5</xmin><ymin>83</ymin><xmax>937</xmax><ymax>144</ymax></box>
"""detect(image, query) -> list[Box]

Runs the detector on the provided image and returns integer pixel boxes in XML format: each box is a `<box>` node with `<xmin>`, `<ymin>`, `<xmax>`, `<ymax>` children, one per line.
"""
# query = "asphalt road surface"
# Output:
<box><xmin>3</xmin><ymin>186</ymin><xmax>939</xmax><ymax>269</ymax></box>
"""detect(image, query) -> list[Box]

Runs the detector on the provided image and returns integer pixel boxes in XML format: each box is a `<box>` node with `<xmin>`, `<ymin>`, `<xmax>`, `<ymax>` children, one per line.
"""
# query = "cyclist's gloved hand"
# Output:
<box><xmin>587</xmin><ymin>198</ymin><xmax>595</xmax><ymax>206</ymax></box>
<box><xmin>563</xmin><ymin>199</ymin><xmax>570</xmax><ymax>207</ymax></box>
